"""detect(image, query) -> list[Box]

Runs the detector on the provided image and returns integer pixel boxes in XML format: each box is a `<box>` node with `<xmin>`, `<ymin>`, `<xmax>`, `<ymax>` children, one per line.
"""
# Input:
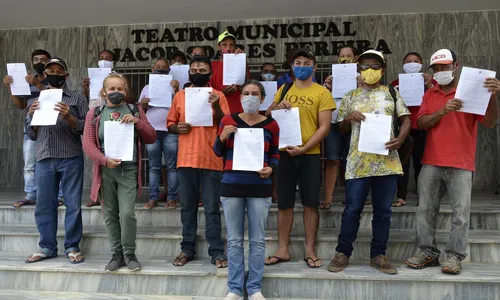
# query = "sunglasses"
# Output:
<box><xmin>358</xmin><ymin>63</ymin><xmax>383</xmax><ymax>71</ymax></box>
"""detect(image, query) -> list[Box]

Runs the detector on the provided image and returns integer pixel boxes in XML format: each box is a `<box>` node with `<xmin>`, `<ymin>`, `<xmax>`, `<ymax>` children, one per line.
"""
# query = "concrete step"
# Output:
<box><xmin>2</xmin><ymin>225</ymin><xmax>499</xmax><ymax>263</ymax></box>
<box><xmin>0</xmin><ymin>290</ymin><xmax>215</xmax><ymax>300</ymax></box>
<box><xmin>0</xmin><ymin>253</ymin><xmax>497</xmax><ymax>300</ymax></box>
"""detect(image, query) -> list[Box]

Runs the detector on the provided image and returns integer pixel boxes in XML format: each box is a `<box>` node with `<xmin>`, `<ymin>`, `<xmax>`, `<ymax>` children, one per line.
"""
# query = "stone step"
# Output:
<box><xmin>0</xmin><ymin>253</ymin><xmax>497</xmax><ymax>300</ymax></box>
<box><xmin>0</xmin><ymin>290</ymin><xmax>214</xmax><ymax>300</ymax></box>
<box><xmin>2</xmin><ymin>225</ymin><xmax>499</xmax><ymax>263</ymax></box>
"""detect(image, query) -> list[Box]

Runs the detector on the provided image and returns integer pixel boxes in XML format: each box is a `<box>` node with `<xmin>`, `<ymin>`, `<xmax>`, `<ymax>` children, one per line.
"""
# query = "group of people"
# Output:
<box><xmin>3</xmin><ymin>27</ymin><xmax>500</xmax><ymax>300</ymax></box>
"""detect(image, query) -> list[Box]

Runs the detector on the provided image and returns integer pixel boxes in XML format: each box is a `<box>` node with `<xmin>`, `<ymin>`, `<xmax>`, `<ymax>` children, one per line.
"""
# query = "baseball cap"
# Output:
<box><xmin>218</xmin><ymin>31</ymin><xmax>236</xmax><ymax>44</ymax></box>
<box><xmin>429</xmin><ymin>49</ymin><xmax>457</xmax><ymax>67</ymax></box>
<box><xmin>44</xmin><ymin>57</ymin><xmax>68</xmax><ymax>71</ymax></box>
<box><xmin>293</xmin><ymin>47</ymin><xmax>316</xmax><ymax>62</ymax></box>
<box><xmin>358</xmin><ymin>50</ymin><xmax>385</xmax><ymax>64</ymax></box>
<box><xmin>170</xmin><ymin>50</ymin><xmax>187</xmax><ymax>62</ymax></box>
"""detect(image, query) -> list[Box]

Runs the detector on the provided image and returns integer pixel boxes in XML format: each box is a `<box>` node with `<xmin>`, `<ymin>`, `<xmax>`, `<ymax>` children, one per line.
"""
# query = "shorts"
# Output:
<box><xmin>277</xmin><ymin>152</ymin><xmax>321</xmax><ymax>209</ymax></box>
<box><xmin>324</xmin><ymin>123</ymin><xmax>351</xmax><ymax>161</ymax></box>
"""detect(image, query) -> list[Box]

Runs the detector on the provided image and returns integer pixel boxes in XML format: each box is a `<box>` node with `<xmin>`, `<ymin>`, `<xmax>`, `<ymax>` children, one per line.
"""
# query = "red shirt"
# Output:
<box><xmin>391</xmin><ymin>78</ymin><xmax>426</xmax><ymax>130</ymax></box>
<box><xmin>417</xmin><ymin>86</ymin><xmax>484</xmax><ymax>171</ymax></box>
<box><xmin>209</xmin><ymin>60</ymin><xmax>250</xmax><ymax>114</ymax></box>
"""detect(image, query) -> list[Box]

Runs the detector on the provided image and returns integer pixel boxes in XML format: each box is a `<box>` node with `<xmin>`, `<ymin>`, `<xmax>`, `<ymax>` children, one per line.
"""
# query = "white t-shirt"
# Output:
<box><xmin>139</xmin><ymin>85</ymin><xmax>170</xmax><ymax>131</ymax></box>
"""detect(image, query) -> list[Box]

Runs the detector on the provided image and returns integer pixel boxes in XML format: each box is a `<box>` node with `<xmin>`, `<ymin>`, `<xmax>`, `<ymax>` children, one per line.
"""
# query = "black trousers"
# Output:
<box><xmin>397</xmin><ymin>129</ymin><xmax>427</xmax><ymax>200</ymax></box>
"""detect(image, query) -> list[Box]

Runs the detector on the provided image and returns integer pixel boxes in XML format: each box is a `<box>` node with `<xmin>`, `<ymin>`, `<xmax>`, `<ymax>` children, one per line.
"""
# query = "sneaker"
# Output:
<box><xmin>105</xmin><ymin>252</ymin><xmax>125</xmax><ymax>272</ymax></box>
<box><xmin>370</xmin><ymin>255</ymin><xmax>397</xmax><ymax>275</ymax></box>
<box><xmin>405</xmin><ymin>251</ymin><xmax>440</xmax><ymax>269</ymax></box>
<box><xmin>124</xmin><ymin>253</ymin><xmax>142</xmax><ymax>271</ymax></box>
<box><xmin>223</xmin><ymin>293</ymin><xmax>243</xmax><ymax>300</ymax></box>
<box><xmin>441</xmin><ymin>254</ymin><xmax>461</xmax><ymax>275</ymax></box>
<box><xmin>249</xmin><ymin>292</ymin><xmax>266</xmax><ymax>300</ymax></box>
<box><xmin>328</xmin><ymin>252</ymin><xmax>349</xmax><ymax>272</ymax></box>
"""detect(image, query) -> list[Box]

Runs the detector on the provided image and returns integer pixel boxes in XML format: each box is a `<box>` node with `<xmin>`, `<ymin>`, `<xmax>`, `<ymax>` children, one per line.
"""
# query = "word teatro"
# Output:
<box><xmin>112</xmin><ymin>21</ymin><xmax>392</xmax><ymax>62</ymax></box>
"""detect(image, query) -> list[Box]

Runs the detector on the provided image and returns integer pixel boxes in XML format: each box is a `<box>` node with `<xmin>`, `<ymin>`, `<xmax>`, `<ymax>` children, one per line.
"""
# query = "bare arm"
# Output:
<box><xmin>301</xmin><ymin>110</ymin><xmax>332</xmax><ymax>153</ymax></box>
<box><xmin>397</xmin><ymin>115</ymin><xmax>411</xmax><ymax>141</ymax></box>
<box><xmin>482</xmin><ymin>95</ymin><xmax>499</xmax><ymax>128</ymax></box>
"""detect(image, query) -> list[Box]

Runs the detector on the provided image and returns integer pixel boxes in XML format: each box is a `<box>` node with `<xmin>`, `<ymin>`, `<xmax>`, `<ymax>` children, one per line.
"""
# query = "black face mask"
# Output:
<box><xmin>33</xmin><ymin>63</ymin><xmax>45</xmax><ymax>75</ymax></box>
<box><xmin>46</xmin><ymin>75</ymin><xmax>66</xmax><ymax>88</ymax></box>
<box><xmin>189</xmin><ymin>73</ymin><xmax>211</xmax><ymax>87</ymax></box>
<box><xmin>153</xmin><ymin>69</ymin><xmax>170</xmax><ymax>75</ymax></box>
<box><xmin>107</xmin><ymin>92</ymin><xmax>125</xmax><ymax>105</ymax></box>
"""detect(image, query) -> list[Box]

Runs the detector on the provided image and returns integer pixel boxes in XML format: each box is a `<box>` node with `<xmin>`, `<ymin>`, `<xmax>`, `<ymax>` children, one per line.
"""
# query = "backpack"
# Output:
<box><xmin>278</xmin><ymin>82</ymin><xmax>294</xmax><ymax>103</ymax></box>
<box><xmin>92</xmin><ymin>103</ymin><xmax>139</xmax><ymax>125</ymax></box>
<box><xmin>388</xmin><ymin>85</ymin><xmax>414</xmax><ymax>164</ymax></box>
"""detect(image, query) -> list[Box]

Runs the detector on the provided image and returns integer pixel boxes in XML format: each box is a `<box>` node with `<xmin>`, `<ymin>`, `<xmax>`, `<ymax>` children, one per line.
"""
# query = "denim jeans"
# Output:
<box><xmin>221</xmin><ymin>197</ymin><xmax>272</xmax><ymax>296</ymax></box>
<box><xmin>416</xmin><ymin>165</ymin><xmax>472</xmax><ymax>260</ymax></box>
<box><xmin>35</xmin><ymin>156</ymin><xmax>83</xmax><ymax>256</ymax></box>
<box><xmin>178</xmin><ymin>168</ymin><xmax>225</xmax><ymax>261</ymax></box>
<box><xmin>146</xmin><ymin>131</ymin><xmax>179</xmax><ymax>201</ymax></box>
<box><xmin>336</xmin><ymin>175</ymin><xmax>398</xmax><ymax>258</ymax></box>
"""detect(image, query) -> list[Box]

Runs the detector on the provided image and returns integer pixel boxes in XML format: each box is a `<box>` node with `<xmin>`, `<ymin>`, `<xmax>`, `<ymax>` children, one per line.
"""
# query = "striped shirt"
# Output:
<box><xmin>26</xmin><ymin>86</ymin><xmax>89</xmax><ymax>161</ymax></box>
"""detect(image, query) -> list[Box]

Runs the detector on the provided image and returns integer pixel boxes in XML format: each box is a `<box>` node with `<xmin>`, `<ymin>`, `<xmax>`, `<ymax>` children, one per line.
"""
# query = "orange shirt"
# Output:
<box><xmin>209</xmin><ymin>60</ymin><xmax>251</xmax><ymax>114</ymax></box>
<box><xmin>417</xmin><ymin>86</ymin><xmax>484</xmax><ymax>171</ymax></box>
<box><xmin>167</xmin><ymin>88</ymin><xmax>229</xmax><ymax>171</ymax></box>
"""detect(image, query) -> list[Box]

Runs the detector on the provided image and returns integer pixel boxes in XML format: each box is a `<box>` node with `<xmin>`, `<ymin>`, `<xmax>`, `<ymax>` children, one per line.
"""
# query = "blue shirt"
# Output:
<box><xmin>277</xmin><ymin>71</ymin><xmax>317</xmax><ymax>88</ymax></box>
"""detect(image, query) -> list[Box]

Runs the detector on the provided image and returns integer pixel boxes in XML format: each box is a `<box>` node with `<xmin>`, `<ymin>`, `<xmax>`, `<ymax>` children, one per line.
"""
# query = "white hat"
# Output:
<box><xmin>429</xmin><ymin>49</ymin><xmax>456</xmax><ymax>66</ymax></box>
<box><xmin>358</xmin><ymin>50</ymin><xmax>385</xmax><ymax>63</ymax></box>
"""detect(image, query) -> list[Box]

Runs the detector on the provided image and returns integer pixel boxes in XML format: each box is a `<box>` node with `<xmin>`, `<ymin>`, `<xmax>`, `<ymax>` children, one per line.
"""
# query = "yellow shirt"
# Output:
<box><xmin>273</xmin><ymin>83</ymin><xmax>336</xmax><ymax>154</ymax></box>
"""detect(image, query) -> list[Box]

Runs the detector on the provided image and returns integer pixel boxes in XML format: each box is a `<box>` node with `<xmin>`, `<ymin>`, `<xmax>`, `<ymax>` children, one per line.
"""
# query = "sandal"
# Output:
<box><xmin>265</xmin><ymin>255</ymin><xmax>290</xmax><ymax>266</ymax></box>
<box><xmin>13</xmin><ymin>200</ymin><xmax>36</xmax><ymax>208</ymax></box>
<box><xmin>67</xmin><ymin>251</ymin><xmax>85</xmax><ymax>264</ymax></box>
<box><xmin>25</xmin><ymin>250</ymin><xmax>57</xmax><ymax>263</ymax></box>
<box><xmin>58</xmin><ymin>200</ymin><xmax>64</xmax><ymax>207</ymax></box>
<box><xmin>143</xmin><ymin>200</ymin><xmax>158</xmax><ymax>209</ymax></box>
<box><xmin>86</xmin><ymin>200</ymin><xmax>101</xmax><ymax>207</ymax></box>
<box><xmin>304</xmin><ymin>257</ymin><xmax>322</xmax><ymax>268</ymax></box>
<box><xmin>214</xmin><ymin>258</ymin><xmax>228</xmax><ymax>268</ymax></box>
<box><xmin>198</xmin><ymin>200</ymin><xmax>203</xmax><ymax>207</ymax></box>
<box><xmin>165</xmin><ymin>200</ymin><xmax>178</xmax><ymax>209</ymax></box>
<box><xmin>392</xmin><ymin>199</ymin><xmax>407</xmax><ymax>207</ymax></box>
<box><xmin>172</xmin><ymin>252</ymin><xmax>191</xmax><ymax>267</ymax></box>
<box><xmin>319</xmin><ymin>202</ymin><xmax>332</xmax><ymax>210</ymax></box>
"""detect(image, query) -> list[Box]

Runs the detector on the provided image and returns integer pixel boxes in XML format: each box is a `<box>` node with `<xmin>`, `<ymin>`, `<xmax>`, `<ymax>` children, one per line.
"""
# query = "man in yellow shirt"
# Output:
<box><xmin>265</xmin><ymin>48</ymin><xmax>335</xmax><ymax>268</ymax></box>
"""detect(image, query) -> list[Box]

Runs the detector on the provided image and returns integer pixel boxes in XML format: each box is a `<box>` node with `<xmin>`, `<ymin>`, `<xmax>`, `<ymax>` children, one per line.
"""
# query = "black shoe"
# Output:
<box><xmin>105</xmin><ymin>252</ymin><xmax>125</xmax><ymax>272</ymax></box>
<box><xmin>124</xmin><ymin>253</ymin><xmax>142</xmax><ymax>271</ymax></box>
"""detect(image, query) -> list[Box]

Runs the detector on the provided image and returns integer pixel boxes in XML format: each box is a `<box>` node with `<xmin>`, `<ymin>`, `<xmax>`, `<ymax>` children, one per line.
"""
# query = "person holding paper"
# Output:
<box><xmin>183</xmin><ymin>47</ymin><xmax>208</xmax><ymax>89</ymax></box>
<box><xmin>139</xmin><ymin>57</ymin><xmax>181</xmax><ymax>209</ymax></box>
<box><xmin>3</xmin><ymin>49</ymin><xmax>65</xmax><ymax>208</ymax></box>
<box><xmin>214</xmin><ymin>80</ymin><xmax>280</xmax><ymax>300</ymax></box>
<box><xmin>406</xmin><ymin>49</ymin><xmax>499</xmax><ymax>275</ymax></box>
<box><xmin>170</xmin><ymin>50</ymin><xmax>187</xmax><ymax>65</ymax></box>
<box><xmin>277</xmin><ymin>49</ymin><xmax>317</xmax><ymax>88</ymax></box>
<box><xmin>329</xmin><ymin>50</ymin><xmax>411</xmax><ymax>275</ymax></box>
<box><xmin>83</xmin><ymin>73</ymin><xmax>156</xmax><ymax>272</ymax></box>
<box><xmin>265</xmin><ymin>48</ymin><xmax>335</xmax><ymax>269</ymax></box>
<box><xmin>167</xmin><ymin>55</ymin><xmax>230</xmax><ymax>269</ymax></box>
<box><xmin>24</xmin><ymin>57</ymin><xmax>89</xmax><ymax>265</ymax></box>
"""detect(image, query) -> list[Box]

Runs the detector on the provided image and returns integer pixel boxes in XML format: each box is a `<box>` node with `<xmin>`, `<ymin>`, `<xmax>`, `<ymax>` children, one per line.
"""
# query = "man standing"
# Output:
<box><xmin>265</xmin><ymin>48</ymin><xmax>335</xmax><ymax>268</ymax></box>
<box><xmin>24</xmin><ymin>57</ymin><xmax>88</xmax><ymax>264</ymax></box>
<box><xmin>277</xmin><ymin>49</ymin><xmax>317</xmax><ymax>88</ymax></box>
<box><xmin>405</xmin><ymin>49</ymin><xmax>498</xmax><ymax>274</ymax></box>
<box><xmin>170</xmin><ymin>50</ymin><xmax>187</xmax><ymax>65</ymax></box>
<box><xmin>260</xmin><ymin>63</ymin><xmax>277</xmax><ymax>81</ymax></box>
<box><xmin>167</xmin><ymin>55</ymin><xmax>229</xmax><ymax>268</ymax></box>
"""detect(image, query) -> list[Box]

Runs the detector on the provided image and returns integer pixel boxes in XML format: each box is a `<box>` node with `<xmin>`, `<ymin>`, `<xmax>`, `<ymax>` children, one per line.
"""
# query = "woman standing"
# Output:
<box><xmin>83</xmin><ymin>74</ymin><xmax>156</xmax><ymax>272</ymax></box>
<box><xmin>214</xmin><ymin>80</ymin><xmax>280</xmax><ymax>300</ymax></box>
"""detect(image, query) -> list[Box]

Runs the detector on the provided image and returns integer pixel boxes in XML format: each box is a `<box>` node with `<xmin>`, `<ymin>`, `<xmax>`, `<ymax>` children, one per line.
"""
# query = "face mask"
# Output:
<box><xmin>360</xmin><ymin>69</ymin><xmax>383</xmax><ymax>85</ymax></box>
<box><xmin>403</xmin><ymin>62</ymin><xmax>422</xmax><ymax>74</ymax></box>
<box><xmin>98</xmin><ymin>60</ymin><xmax>114</xmax><ymax>69</ymax></box>
<box><xmin>107</xmin><ymin>92</ymin><xmax>125</xmax><ymax>105</ymax></box>
<box><xmin>338</xmin><ymin>57</ymin><xmax>354</xmax><ymax>64</ymax></box>
<box><xmin>172</xmin><ymin>62</ymin><xmax>183</xmax><ymax>66</ymax></box>
<box><xmin>433</xmin><ymin>70</ymin><xmax>455</xmax><ymax>86</ymax></box>
<box><xmin>241</xmin><ymin>95</ymin><xmax>261</xmax><ymax>114</ymax></box>
<box><xmin>293</xmin><ymin>66</ymin><xmax>314</xmax><ymax>81</ymax></box>
<box><xmin>189</xmin><ymin>73</ymin><xmax>211</xmax><ymax>87</ymax></box>
<box><xmin>46</xmin><ymin>75</ymin><xmax>66</xmax><ymax>88</ymax></box>
<box><xmin>153</xmin><ymin>69</ymin><xmax>170</xmax><ymax>75</ymax></box>
<box><xmin>262</xmin><ymin>73</ymin><xmax>275</xmax><ymax>81</ymax></box>
<box><xmin>33</xmin><ymin>63</ymin><xmax>45</xmax><ymax>75</ymax></box>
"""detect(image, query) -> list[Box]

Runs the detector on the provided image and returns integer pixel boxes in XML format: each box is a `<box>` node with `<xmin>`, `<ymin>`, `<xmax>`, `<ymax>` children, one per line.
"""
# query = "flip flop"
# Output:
<box><xmin>25</xmin><ymin>251</ymin><xmax>57</xmax><ymax>264</ymax></box>
<box><xmin>319</xmin><ymin>203</ymin><xmax>332</xmax><ymax>210</ymax></box>
<box><xmin>13</xmin><ymin>200</ymin><xmax>36</xmax><ymax>208</ymax></box>
<box><xmin>304</xmin><ymin>257</ymin><xmax>322</xmax><ymax>268</ymax></box>
<box><xmin>172</xmin><ymin>253</ymin><xmax>191</xmax><ymax>267</ymax></box>
<box><xmin>165</xmin><ymin>200</ymin><xmax>178</xmax><ymax>209</ymax></box>
<box><xmin>392</xmin><ymin>199</ymin><xmax>407</xmax><ymax>207</ymax></box>
<box><xmin>143</xmin><ymin>200</ymin><xmax>158</xmax><ymax>209</ymax></box>
<box><xmin>86</xmin><ymin>200</ymin><xmax>101</xmax><ymax>207</ymax></box>
<box><xmin>67</xmin><ymin>252</ymin><xmax>85</xmax><ymax>264</ymax></box>
<box><xmin>265</xmin><ymin>256</ymin><xmax>290</xmax><ymax>266</ymax></box>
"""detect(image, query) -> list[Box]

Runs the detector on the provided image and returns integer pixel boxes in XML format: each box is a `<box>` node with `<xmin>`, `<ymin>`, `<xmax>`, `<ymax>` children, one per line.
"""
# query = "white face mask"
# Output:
<box><xmin>172</xmin><ymin>62</ymin><xmax>182</xmax><ymax>66</ymax></box>
<box><xmin>433</xmin><ymin>70</ymin><xmax>454</xmax><ymax>86</ymax></box>
<box><xmin>241</xmin><ymin>95</ymin><xmax>261</xmax><ymax>114</ymax></box>
<box><xmin>98</xmin><ymin>60</ymin><xmax>114</xmax><ymax>69</ymax></box>
<box><xmin>403</xmin><ymin>62</ymin><xmax>422</xmax><ymax>74</ymax></box>
<box><xmin>262</xmin><ymin>73</ymin><xmax>276</xmax><ymax>81</ymax></box>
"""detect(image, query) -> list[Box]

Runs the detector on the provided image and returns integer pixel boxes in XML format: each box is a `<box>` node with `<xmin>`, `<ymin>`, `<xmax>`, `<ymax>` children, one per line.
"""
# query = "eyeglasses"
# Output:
<box><xmin>45</xmin><ymin>69</ymin><xmax>67</xmax><ymax>76</ymax></box>
<box><xmin>358</xmin><ymin>63</ymin><xmax>383</xmax><ymax>71</ymax></box>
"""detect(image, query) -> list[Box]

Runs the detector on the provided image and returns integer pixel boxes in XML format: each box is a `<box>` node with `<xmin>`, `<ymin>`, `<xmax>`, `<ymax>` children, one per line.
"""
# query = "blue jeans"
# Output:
<box><xmin>178</xmin><ymin>168</ymin><xmax>225</xmax><ymax>261</ymax></box>
<box><xmin>221</xmin><ymin>197</ymin><xmax>271</xmax><ymax>296</ymax></box>
<box><xmin>35</xmin><ymin>156</ymin><xmax>84</xmax><ymax>256</ymax></box>
<box><xmin>336</xmin><ymin>175</ymin><xmax>398</xmax><ymax>259</ymax></box>
<box><xmin>146</xmin><ymin>131</ymin><xmax>179</xmax><ymax>201</ymax></box>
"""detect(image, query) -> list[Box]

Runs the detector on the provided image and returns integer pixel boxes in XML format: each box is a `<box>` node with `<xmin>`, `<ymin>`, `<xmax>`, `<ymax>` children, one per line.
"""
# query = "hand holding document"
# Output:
<box><xmin>233</xmin><ymin>128</ymin><xmax>264</xmax><ymax>171</ymax></box>
<box><xmin>88</xmin><ymin>68</ymin><xmax>112</xmax><ymax>99</ymax></box>
<box><xmin>223</xmin><ymin>53</ymin><xmax>247</xmax><ymax>85</ymax></box>
<box><xmin>399</xmin><ymin>73</ymin><xmax>424</xmax><ymax>106</ymax></box>
<box><xmin>259</xmin><ymin>81</ymin><xmax>278</xmax><ymax>111</ymax></box>
<box><xmin>358</xmin><ymin>113</ymin><xmax>392</xmax><ymax>156</ymax></box>
<box><xmin>185</xmin><ymin>87</ymin><xmax>213</xmax><ymax>127</ymax></box>
<box><xmin>456</xmin><ymin>67</ymin><xmax>496</xmax><ymax>115</ymax></box>
<box><xmin>31</xmin><ymin>89</ymin><xmax>63</xmax><ymax>126</ymax></box>
<box><xmin>7</xmin><ymin>63</ymin><xmax>31</xmax><ymax>95</ymax></box>
<box><xmin>271</xmin><ymin>107</ymin><xmax>302</xmax><ymax>149</ymax></box>
<box><xmin>104</xmin><ymin>121</ymin><xmax>134</xmax><ymax>161</ymax></box>
<box><xmin>170</xmin><ymin>65</ymin><xmax>190</xmax><ymax>89</ymax></box>
<box><xmin>149</xmin><ymin>74</ymin><xmax>173</xmax><ymax>107</ymax></box>
<box><xmin>331</xmin><ymin>63</ymin><xmax>357</xmax><ymax>98</ymax></box>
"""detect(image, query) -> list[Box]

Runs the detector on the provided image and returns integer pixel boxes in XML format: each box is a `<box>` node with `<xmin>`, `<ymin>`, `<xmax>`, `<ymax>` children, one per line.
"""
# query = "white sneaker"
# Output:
<box><xmin>249</xmin><ymin>292</ymin><xmax>267</xmax><ymax>300</ymax></box>
<box><xmin>223</xmin><ymin>293</ymin><xmax>243</xmax><ymax>300</ymax></box>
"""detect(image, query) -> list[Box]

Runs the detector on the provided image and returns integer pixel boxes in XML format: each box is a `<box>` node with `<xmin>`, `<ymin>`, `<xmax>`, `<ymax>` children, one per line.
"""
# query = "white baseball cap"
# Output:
<box><xmin>358</xmin><ymin>50</ymin><xmax>385</xmax><ymax>63</ymax></box>
<box><xmin>429</xmin><ymin>49</ymin><xmax>456</xmax><ymax>67</ymax></box>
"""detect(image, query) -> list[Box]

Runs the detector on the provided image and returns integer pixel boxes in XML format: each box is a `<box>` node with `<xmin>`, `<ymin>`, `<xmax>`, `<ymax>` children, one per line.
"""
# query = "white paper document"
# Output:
<box><xmin>148</xmin><ymin>74</ymin><xmax>173</xmax><ymax>107</ymax></box>
<box><xmin>185</xmin><ymin>87</ymin><xmax>213</xmax><ymax>127</ymax></box>
<box><xmin>232</xmin><ymin>128</ymin><xmax>264</xmax><ymax>171</ymax></box>
<box><xmin>223</xmin><ymin>53</ymin><xmax>247</xmax><ymax>85</ymax></box>
<box><xmin>104</xmin><ymin>121</ymin><xmax>134</xmax><ymax>161</ymax></box>
<box><xmin>399</xmin><ymin>73</ymin><xmax>424</xmax><ymax>106</ymax></box>
<box><xmin>6</xmin><ymin>63</ymin><xmax>31</xmax><ymax>96</ymax></box>
<box><xmin>271</xmin><ymin>107</ymin><xmax>302</xmax><ymax>149</ymax></box>
<box><xmin>456</xmin><ymin>67</ymin><xmax>496</xmax><ymax>115</ymax></box>
<box><xmin>358</xmin><ymin>113</ymin><xmax>392</xmax><ymax>156</ymax></box>
<box><xmin>88</xmin><ymin>68</ymin><xmax>111</xmax><ymax>100</ymax></box>
<box><xmin>169</xmin><ymin>65</ymin><xmax>190</xmax><ymax>89</ymax></box>
<box><xmin>31</xmin><ymin>89</ymin><xmax>63</xmax><ymax>126</ymax></box>
<box><xmin>331</xmin><ymin>63</ymin><xmax>357</xmax><ymax>98</ymax></box>
<box><xmin>259</xmin><ymin>81</ymin><xmax>278</xmax><ymax>111</ymax></box>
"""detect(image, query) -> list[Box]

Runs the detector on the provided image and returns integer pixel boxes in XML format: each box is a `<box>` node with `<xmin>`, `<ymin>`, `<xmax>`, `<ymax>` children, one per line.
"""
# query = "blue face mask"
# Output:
<box><xmin>293</xmin><ymin>66</ymin><xmax>314</xmax><ymax>81</ymax></box>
